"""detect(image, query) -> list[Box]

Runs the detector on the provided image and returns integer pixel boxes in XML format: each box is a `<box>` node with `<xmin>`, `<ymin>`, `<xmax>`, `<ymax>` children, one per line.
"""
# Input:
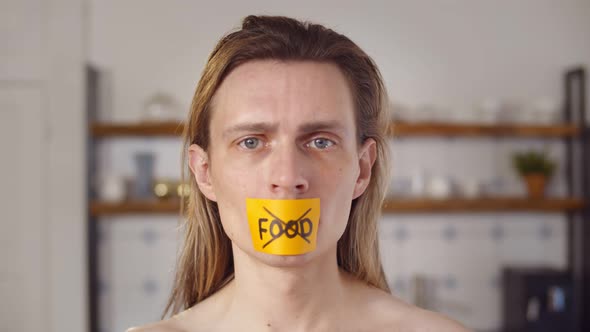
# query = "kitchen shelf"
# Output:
<box><xmin>390</xmin><ymin>122</ymin><xmax>580</xmax><ymax>138</ymax></box>
<box><xmin>382</xmin><ymin>197</ymin><xmax>584</xmax><ymax>213</ymax></box>
<box><xmin>90</xmin><ymin>199</ymin><xmax>183</xmax><ymax>216</ymax></box>
<box><xmin>91</xmin><ymin>121</ymin><xmax>184</xmax><ymax>137</ymax></box>
<box><xmin>90</xmin><ymin>121</ymin><xmax>580</xmax><ymax>138</ymax></box>
<box><xmin>90</xmin><ymin>197</ymin><xmax>584</xmax><ymax>216</ymax></box>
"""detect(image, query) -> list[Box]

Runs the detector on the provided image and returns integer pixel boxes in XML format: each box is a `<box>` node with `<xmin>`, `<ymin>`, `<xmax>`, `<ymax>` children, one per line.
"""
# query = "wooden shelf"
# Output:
<box><xmin>90</xmin><ymin>197</ymin><xmax>584</xmax><ymax>216</ymax></box>
<box><xmin>390</xmin><ymin>122</ymin><xmax>580</xmax><ymax>138</ymax></box>
<box><xmin>90</xmin><ymin>199</ymin><xmax>182</xmax><ymax>216</ymax></box>
<box><xmin>383</xmin><ymin>197</ymin><xmax>584</xmax><ymax>213</ymax></box>
<box><xmin>91</xmin><ymin>121</ymin><xmax>184</xmax><ymax>137</ymax></box>
<box><xmin>90</xmin><ymin>121</ymin><xmax>580</xmax><ymax>138</ymax></box>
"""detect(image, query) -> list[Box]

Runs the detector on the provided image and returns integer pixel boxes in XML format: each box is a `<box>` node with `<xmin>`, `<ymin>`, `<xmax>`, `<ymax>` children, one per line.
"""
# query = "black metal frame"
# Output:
<box><xmin>86</xmin><ymin>65</ymin><xmax>100</xmax><ymax>332</ymax></box>
<box><xmin>564</xmin><ymin>67</ymin><xmax>589</xmax><ymax>332</ymax></box>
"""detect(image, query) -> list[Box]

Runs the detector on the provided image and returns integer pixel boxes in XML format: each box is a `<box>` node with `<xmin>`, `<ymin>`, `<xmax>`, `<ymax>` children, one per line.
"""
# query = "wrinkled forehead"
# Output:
<box><xmin>208</xmin><ymin>59</ymin><xmax>357</xmax><ymax>136</ymax></box>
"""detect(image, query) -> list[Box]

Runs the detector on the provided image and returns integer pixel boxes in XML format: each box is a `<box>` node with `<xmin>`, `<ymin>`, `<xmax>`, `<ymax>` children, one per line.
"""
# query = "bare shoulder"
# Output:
<box><xmin>361</xmin><ymin>286</ymin><xmax>471</xmax><ymax>332</ymax></box>
<box><xmin>394</xmin><ymin>304</ymin><xmax>471</xmax><ymax>332</ymax></box>
<box><xmin>125</xmin><ymin>285</ymin><xmax>230</xmax><ymax>332</ymax></box>
<box><xmin>125</xmin><ymin>316</ymin><xmax>188</xmax><ymax>332</ymax></box>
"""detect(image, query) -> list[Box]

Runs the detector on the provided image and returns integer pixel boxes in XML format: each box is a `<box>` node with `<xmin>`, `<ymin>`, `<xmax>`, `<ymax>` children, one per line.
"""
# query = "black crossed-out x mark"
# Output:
<box><xmin>261</xmin><ymin>207</ymin><xmax>312</xmax><ymax>249</ymax></box>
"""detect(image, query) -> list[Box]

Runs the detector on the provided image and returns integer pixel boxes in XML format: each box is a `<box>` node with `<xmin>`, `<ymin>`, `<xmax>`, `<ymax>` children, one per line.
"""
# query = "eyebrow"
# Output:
<box><xmin>222</xmin><ymin>122</ymin><xmax>278</xmax><ymax>140</ymax></box>
<box><xmin>298</xmin><ymin>120</ymin><xmax>347</xmax><ymax>135</ymax></box>
<box><xmin>221</xmin><ymin>120</ymin><xmax>347</xmax><ymax>139</ymax></box>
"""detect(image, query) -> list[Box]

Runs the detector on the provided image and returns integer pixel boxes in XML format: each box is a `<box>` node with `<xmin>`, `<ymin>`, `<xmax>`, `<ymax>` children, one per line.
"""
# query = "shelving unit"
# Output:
<box><xmin>91</xmin><ymin>120</ymin><xmax>580</xmax><ymax>138</ymax></box>
<box><xmin>87</xmin><ymin>121</ymin><xmax>586</xmax><ymax>217</ymax></box>
<box><xmin>383</xmin><ymin>197</ymin><xmax>584</xmax><ymax>213</ymax></box>
<box><xmin>85</xmin><ymin>67</ymin><xmax>589</xmax><ymax>331</ymax></box>
<box><xmin>391</xmin><ymin>122</ymin><xmax>580</xmax><ymax>137</ymax></box>
<box><xmin>90</xmin><ymin>199</ymin><xmax>183</xmax><ymax>216</ymax></box>
<box><xmin>91</xmin><ymin>121</ymin><xmax>184</xmax><ymax>137</ymax></box>
<box><xmin>89</xmin><ymin>197</ymin><xmax>584</xmax><ymax>217</ymax></box>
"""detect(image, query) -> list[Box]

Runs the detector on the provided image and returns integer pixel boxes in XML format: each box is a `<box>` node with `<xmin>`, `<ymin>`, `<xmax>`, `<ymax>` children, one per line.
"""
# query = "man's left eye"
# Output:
<box><xmin>308</xmin><ymin>138</ymin><xmax>334</xmax><ymax>149</ymax></box>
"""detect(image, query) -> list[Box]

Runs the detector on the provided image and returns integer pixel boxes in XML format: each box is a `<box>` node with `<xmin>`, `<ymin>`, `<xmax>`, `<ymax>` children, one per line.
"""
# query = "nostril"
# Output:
<box><xmin>271</xmin><ymin>183</ymin><xmax>307</xmax><ymax>194</ymax></box>
<box><xmin>295</xmin><ymin>183</ymin><xmax>308</xmax><ymax>192</ymax></box>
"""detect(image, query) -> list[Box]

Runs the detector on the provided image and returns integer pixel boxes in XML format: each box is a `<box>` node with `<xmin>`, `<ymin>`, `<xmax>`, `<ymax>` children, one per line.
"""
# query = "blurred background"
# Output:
<box><xmin>1</xmin><ymin>0</ymin><xmax>589</xmax><ymax>331</ymax></box>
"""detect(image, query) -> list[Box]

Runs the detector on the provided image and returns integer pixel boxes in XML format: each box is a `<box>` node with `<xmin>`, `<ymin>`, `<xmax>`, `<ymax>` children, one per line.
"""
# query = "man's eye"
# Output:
<box><xmin>238</xmin><ymin>137</ymin><xmax>261</xmax><ymax>149</ymax></box>
<box><xmin>309</xmin><ymin>138</ymin><xmax>334</xmax><ymax>149</ymax></box>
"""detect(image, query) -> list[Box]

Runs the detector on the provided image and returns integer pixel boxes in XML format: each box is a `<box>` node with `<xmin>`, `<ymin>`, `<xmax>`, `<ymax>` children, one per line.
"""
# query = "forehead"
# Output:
<box><xmin>209</xmin><ymin>60</ymin><xmax>356</xmax><ymax>132</ymax></box>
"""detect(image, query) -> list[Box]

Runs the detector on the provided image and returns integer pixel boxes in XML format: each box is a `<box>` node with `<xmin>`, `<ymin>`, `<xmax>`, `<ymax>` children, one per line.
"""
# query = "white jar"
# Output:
<box><xmin>98</xmin><ymin>175</ymin><xmax>126</xmax><ymax>202</ymax></box>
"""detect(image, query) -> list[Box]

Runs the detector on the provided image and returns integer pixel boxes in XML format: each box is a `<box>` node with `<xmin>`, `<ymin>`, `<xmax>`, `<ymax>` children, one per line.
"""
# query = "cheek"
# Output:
<box><xmin>316</xmin><ymin>163</ymin><xmax>357</xmax><ymax>230</ymax></box>
<box><xmin>209</xmin><ymin>159</ymin><xmax>256</xmax><ymax>240</ymax></box>
<box><xmin>211</xmin><ymin>159</ymin><xmax>251</xmax><ymax>197</ymax></box>
<box><xmin>320</xmin><ymin>161</ymin><xmax>356</xmax><ymax>193</ymax></box>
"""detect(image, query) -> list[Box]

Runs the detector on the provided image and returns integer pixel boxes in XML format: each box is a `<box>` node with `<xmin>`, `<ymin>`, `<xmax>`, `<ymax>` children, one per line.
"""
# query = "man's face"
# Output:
<box><xmin>189</xmin><ymin>60</ymin><xmax>375</xmax><ymax>266</ymax></box>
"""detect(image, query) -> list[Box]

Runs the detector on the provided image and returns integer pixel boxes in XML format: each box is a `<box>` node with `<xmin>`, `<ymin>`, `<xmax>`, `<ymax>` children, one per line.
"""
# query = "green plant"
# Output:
<box><xmin>512</xmin><ymin>150</ymin><xmax>556</xmax><ymax>178</ymax></box>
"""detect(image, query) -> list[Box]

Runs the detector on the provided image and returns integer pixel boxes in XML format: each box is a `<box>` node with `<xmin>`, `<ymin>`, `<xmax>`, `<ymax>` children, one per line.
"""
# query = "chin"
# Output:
<box><xmin>252</xmin><ymin>249</ymin><xmax>318</xmax><ymax>268</ymax></box>
<box><xmin>231</xmin><ymin>232</ymin><xmax>340</xmax><ymax>269</ymax></box>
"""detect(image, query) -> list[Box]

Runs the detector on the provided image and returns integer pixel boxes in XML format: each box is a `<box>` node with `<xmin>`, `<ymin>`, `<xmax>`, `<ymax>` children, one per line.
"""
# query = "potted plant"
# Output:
<box><xmin>512</xmin><ymin>150</ymin><xmax>556</xmax><ymax>199</ymax></box>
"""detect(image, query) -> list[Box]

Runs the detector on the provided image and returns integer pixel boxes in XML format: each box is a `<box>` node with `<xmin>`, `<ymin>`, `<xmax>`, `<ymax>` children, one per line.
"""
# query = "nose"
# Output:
<box><xmin>268</xmin><ymin>143</ymin><xmax>309</xmax><ymax>196</ymax></box>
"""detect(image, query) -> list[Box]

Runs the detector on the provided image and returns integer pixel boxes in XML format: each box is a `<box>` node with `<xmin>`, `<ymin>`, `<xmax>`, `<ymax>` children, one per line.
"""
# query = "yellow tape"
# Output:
<box><xmin>246</xmin><ymin>198</ymin><xmax>320</xmax><ymax>255</ymax></box>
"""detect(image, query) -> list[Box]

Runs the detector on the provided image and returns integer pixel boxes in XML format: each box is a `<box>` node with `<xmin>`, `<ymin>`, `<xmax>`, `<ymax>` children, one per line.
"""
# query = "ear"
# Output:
<box><xmin>352</xmin><ymin>138</ymin><xmax>377</xmax><ymax>199</ymax></box>
<box><xmin>188</xmin><ymin>144</ymin><xmax>217</xmax><ymax>202</ymax></box>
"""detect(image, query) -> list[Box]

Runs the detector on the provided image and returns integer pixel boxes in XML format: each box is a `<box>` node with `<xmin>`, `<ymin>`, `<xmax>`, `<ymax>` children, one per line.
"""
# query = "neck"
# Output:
<box><xmin>224</xmin><ymin>244</ymin><xmax>352</xmax><ymax>331</ymax></box>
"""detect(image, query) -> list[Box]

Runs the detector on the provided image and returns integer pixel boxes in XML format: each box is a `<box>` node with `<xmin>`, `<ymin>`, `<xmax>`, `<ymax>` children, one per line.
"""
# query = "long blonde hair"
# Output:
<box><xmin>164</xmin><ymin>14</ymin><xmax>391</xmax><ymax>317</ymax></box>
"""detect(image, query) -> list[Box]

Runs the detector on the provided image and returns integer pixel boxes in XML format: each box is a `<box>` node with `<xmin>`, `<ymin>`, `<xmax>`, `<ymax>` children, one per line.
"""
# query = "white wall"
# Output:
<box><xmin>46</xmin><ymin>1</ymin><xmax>87</xmax><ymax>331</ymax></box>
<box><xmin>0</xmin><ymin>0</ymin><xmax>87</xmax><ymax>332</ymax></box>
<box><xmin>88</xmin><ymin>1</ymin><xmax>590</xmax><ymax>331</ymax></box>
<box><xmin>89</xmin><ymin>0</ymin><xmax>590</xmax><ymax>121</ymax></box>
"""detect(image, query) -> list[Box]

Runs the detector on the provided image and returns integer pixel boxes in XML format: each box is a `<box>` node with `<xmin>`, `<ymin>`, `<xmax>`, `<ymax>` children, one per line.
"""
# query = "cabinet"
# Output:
<box><xmin>85</xmin><ymin>67</ymin><xmax>589</xmax><ymax>331</ymax></box>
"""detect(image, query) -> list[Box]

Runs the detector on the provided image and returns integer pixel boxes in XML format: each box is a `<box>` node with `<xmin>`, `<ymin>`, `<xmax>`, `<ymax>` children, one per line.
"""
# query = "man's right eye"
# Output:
<box><xmin>238</xmin><ymin>137</ymin><xmax>260</xmax><ymax>149</ymax></box>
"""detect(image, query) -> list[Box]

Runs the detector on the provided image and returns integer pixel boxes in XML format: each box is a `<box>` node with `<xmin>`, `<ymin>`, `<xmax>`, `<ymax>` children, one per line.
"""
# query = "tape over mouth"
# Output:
<box><xmin>246</xmin><ymin>198</ymin><xmax>320</xmax><ymax>255</ymax></box>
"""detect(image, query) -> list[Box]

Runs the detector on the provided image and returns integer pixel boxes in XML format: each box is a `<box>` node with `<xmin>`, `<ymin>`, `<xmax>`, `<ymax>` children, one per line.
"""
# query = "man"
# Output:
<box><xmin>130</xmin><ymin>15</ymin><xmax>469</xmax><ymax>332</ymax></box>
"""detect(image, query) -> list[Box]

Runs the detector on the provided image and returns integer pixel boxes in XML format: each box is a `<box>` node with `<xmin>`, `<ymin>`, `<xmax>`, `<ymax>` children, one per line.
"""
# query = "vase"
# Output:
<box><xmin>133</xmin><ymin>152</ymin><xmax>155</xmax><ymax>199</ymax></box>
<box><xmin>524</xmin><ymin>174</ymin><xmax>547</xmax><ymax>199</ymax></box>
